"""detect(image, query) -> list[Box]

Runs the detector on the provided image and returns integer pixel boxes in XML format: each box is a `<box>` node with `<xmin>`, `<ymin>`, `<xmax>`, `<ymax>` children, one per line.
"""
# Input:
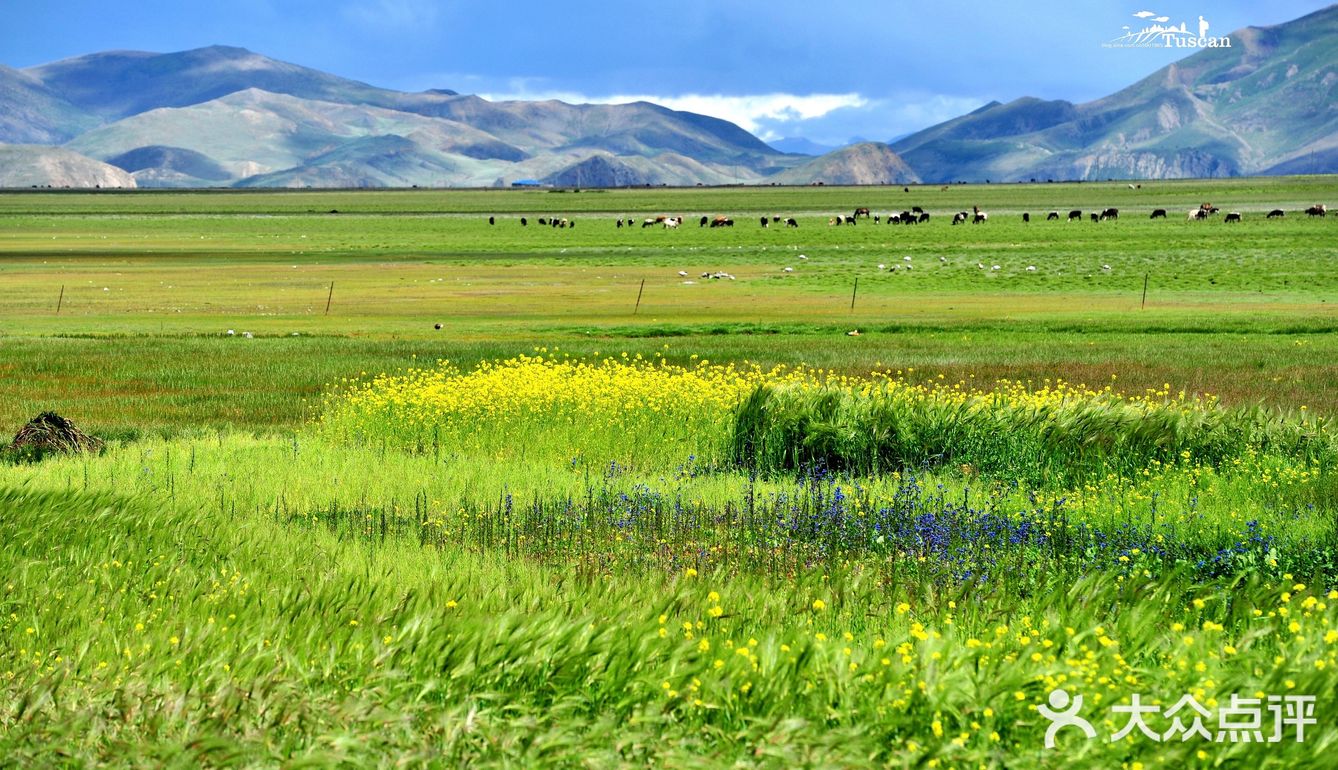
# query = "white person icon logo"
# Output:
<box><xmin>1038</xmin><ymin>689</ymin><xmax>1097</xmax><ymax>748</ymax></box>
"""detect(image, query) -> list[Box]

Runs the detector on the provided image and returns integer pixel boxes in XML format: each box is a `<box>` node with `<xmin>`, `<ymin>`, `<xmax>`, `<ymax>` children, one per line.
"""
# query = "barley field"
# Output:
<box><xmin>1</xmin><ymin>180</ymin><xmax>1336</xmax><ymax>767</ymax></box>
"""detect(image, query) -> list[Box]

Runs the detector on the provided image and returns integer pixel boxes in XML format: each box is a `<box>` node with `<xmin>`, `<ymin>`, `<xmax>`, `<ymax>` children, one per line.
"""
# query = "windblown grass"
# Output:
<box><xmin>3</xmin><ymin>486</ymin><xmax>1336</xmax><ymax>767</ymax></box>
<box><xmin>731</xmin><ymin>378</ymin><xmax>1336</xmax><ymax>486</ymax></box>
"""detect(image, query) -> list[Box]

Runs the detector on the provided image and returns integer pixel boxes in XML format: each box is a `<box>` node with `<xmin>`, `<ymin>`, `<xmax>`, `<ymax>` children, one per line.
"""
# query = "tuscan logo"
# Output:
<box><xmin>1104</xmin><ymin>9</ymin><xmax>1232</xmax><ymax>49</ymax></box>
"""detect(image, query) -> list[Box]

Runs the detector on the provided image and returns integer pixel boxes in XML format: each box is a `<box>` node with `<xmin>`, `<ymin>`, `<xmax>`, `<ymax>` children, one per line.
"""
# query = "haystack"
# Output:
<box><xmin>8</xmin><ymin>412</ymin><xmax>104</xmax><ymax>456</ymax></box>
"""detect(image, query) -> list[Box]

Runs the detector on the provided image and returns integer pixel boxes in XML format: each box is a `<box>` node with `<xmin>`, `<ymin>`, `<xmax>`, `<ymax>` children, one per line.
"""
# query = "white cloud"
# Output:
<box><xmin>341</xmin><ymin>0</ymin><xmax>439</xmax><ymax>31</ymax></box>
<box><xmin>480</xmin><ymin>89</ymin><xmax>867</xmax><ymax>138</ymax></box>
<box><xmin>462</xmin><ymin>85</ymin><xmax>986</xmax><ymax>146</ymax></box>
<box><xmin>623</xmin><ymin>93</ymin><xmax>869</xmax><ymax>135</ymax></box>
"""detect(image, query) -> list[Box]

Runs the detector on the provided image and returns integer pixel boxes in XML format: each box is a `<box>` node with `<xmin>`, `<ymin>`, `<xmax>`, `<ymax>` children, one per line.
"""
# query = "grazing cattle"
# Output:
<box><xmin>1100</xmin><ymin>208</ymin><xmax>1119</xmax><ymax>221</ymax></box>
<box><xmin>569</xmin><ymin>219</ymin><xmax>575</xmax><ymax>229</ymax></box>
<box><xmin>888</xmin><ymin>213</ymin><xmax>901</xmax><ymax>224</ymax></box>
<box><xmin>1068</xmin><ymin>210</ymin><xmax>1082</xmax><ymax>222</ymax></box>
<box><xmin>1047</xmin><ymin>211</ymin><xmax>1059</xmax><ymax>221</ymax></box>
<box><xmin>699</xmin><ymin>215</ymin><xmax>709</xmax><ymax>227</ymax></box>
<box><xmin>642</xmin><ymin>218</ymin><xmax>656</xmax><ymax>228</ymax></box>
<box><xmin>773</xmin><ymin>216</ymin><xmax>782</xmax><ymax>223</ymax></box>
<box><xmin>1090</xmin><ymin>213</ymin><xmax>1099</xmax><ymax>222</ymax></box>
<box><xmin>488</xmin><ymin>216</ymin><xmax>495</xmax><ymax>225</ymax></box>
<box><xmin>664</xmin><ymin>217</ymin><xmax>680</xmax><ymax>229</ymax></box>
<box><xmin>1306</xmin><ymin>204</ymin><xmax>1327</xmax><ymax>217</ymax></box>
<box><xmin>952</xmin><ymin>212</ymin><xmax>968</xmax><ymax>225</ymax></box>
<box><xmin>616</xmin><ymin>218</ymin><xmax>623</xmax><ymax>228</ymax></box>
<box><xmin>710</xmin><ymin>216</ymin><xmax>734</xmax><ymax>228</ymax></box>
<box><xmin>844</xmin><ymin>215</ymin><xmax>857</xmax><ymax>225</ymax></box>
<box><xmin>1224</xmin><ymin>212</ymin><xmax>1241</xmax><ymax>223</ymax></box>
<box><xmin>829</xmin><ymin>217</ymin><xmax>840</xmax><ymax>226</ymax></box>
<box><xmin>760</xmin><ymin>216</ymin><xmax>769</xmax><ymax>227</ymax></box>
<box><xmin>1267</xmin><ymin>209</ymin><xmax>1285</xmax><ymax>219</ymax></box>
<box><xmin>1150</xmin><ymin>209</ymin><xmax>1167</xmax><ymax>219</ymax></box>
<box><xmin>1187</xmin><ymin>208</ymin><xmax>1208</xmax><ymax>221</ymax></box>
<box><xmin>1022</xmin><ymin>212</ymin><xmax>1030</xmax><ymax>223</ymax></box>
<box><xmin>785</xmin><ymin>217</ymin><xmax>798</xmax><ymax>228</ymax></box>
<box><xmin>520</xmin><ymin>217</ymin><xmax>527</xmax><ymax>226</ymax></box>
<box><xmin>854</xmin><ymin>207</ymin><xmax>871</xmax><ymax>218</ymax></box>
<box><xmin>1199</xmin><ymin>203</ymin><xmax>1220</xmax><ymax>215</ymax></box>
<box><xmin>911</xmin><ymin>206</ymin><xmax>924</xmax><ymax>214</ymax></box>
<box><xmin>918</xmin><ymin>212</ymin><xmax>930</xmax><ymax>223</ymax></box>
<box><xmin>972</xmin><ymin>212</ymin><xmax>987</xmax><ymax>224</ymax></box>
<box><xmin>627</xmin><ymin>218</ymin><xmax>635</xmax><ymax>227</ymax></box>
<box><xmin>538</xmin><ymin>217</ymin><xmax>547</xmax><ymax>225</ymax></box>
<box><xmin>873</xmin><ymin>215</ymin><xmax>880</xmax><ymax>224</ymax></box>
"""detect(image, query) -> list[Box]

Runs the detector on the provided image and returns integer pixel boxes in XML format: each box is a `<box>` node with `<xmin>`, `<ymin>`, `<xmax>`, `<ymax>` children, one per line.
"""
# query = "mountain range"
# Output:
<box><xmin>892</xmin><ymin>4</ymin><xmax>1338</xmax><ymax>182</ymax></box>
<box><xmin>1</xmin><ymin>5</ymin><xmax>1334</xmax><ymax>188</ymax></box>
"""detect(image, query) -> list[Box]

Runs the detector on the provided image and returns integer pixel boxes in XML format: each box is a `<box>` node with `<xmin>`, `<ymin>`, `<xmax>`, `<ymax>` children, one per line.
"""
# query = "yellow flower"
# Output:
<box><xmin>685</xmin><ymin>568</ymin><xmax>698</xmax><ymax>578</ymax></box>
<box><xmin>812</xmin><ymin>599</ymin><xmax>826</xmax><ymax>611</ymax></box>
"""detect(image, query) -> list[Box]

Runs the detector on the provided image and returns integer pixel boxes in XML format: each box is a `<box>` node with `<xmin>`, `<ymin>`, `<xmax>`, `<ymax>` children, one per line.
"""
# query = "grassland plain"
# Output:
<box><xmin>0</xmin><ymin>178</ymin><xmax>1336</xmax><ymax>432</ymax></box>
<box><xmin>1</xmin><ymin>179</ymin><xmax>1337</xmax><ymax>767</ymax></box>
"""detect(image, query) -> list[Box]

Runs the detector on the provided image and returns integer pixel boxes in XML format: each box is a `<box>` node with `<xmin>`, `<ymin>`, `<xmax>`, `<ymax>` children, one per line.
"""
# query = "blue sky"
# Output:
<box><xmin>3</xmin><ymin>1</ymin><xmax>1331</xmax><ymax>145</ymax></box>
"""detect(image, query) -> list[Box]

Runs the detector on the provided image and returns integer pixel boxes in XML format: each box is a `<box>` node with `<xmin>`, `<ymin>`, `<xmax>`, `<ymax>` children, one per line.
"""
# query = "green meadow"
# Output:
<box><xmin>2</xmin><ymin>179</ymin><xmax>1336</xmax><ymax>767</ymax></box>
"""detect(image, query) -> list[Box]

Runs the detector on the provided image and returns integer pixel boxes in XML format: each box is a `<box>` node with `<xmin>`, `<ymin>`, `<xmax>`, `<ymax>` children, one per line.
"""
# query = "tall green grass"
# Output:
<box><xmin>730</xmin><ymin>381</ymin><xmax>1336</xmax><ymax>486</ymax></box>
<box><xmin>4</xmin><ymin>486</ymin><xmax>1336</xmax><ymax>767</ymax></box>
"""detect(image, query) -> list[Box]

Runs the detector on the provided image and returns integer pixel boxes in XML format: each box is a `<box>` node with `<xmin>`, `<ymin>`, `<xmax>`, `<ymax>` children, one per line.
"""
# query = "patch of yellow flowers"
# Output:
<box><xmin>320</xmin><ymin>352</ymin><xmax>1271</xmax><ymax>465</ymax></box>
<box><xmin>321</xmin><ymin>351</ymin><xmax>818</xmax><ymax>461</ymax></box>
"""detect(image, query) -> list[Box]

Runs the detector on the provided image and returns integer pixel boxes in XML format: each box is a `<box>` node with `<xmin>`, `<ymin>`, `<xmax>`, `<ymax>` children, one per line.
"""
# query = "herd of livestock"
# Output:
<box><xmin>488</xmin><ymin>203</ymin><xmax>1328</xmax><ymax>229</ymax></box>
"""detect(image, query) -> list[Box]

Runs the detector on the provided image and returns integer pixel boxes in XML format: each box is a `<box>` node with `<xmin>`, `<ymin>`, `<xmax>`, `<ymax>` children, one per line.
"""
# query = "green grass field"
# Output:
<box><xmin>2</xmin><ymin>179</ymin><xmax>1336</xmax><ymax>767</ymax></box>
